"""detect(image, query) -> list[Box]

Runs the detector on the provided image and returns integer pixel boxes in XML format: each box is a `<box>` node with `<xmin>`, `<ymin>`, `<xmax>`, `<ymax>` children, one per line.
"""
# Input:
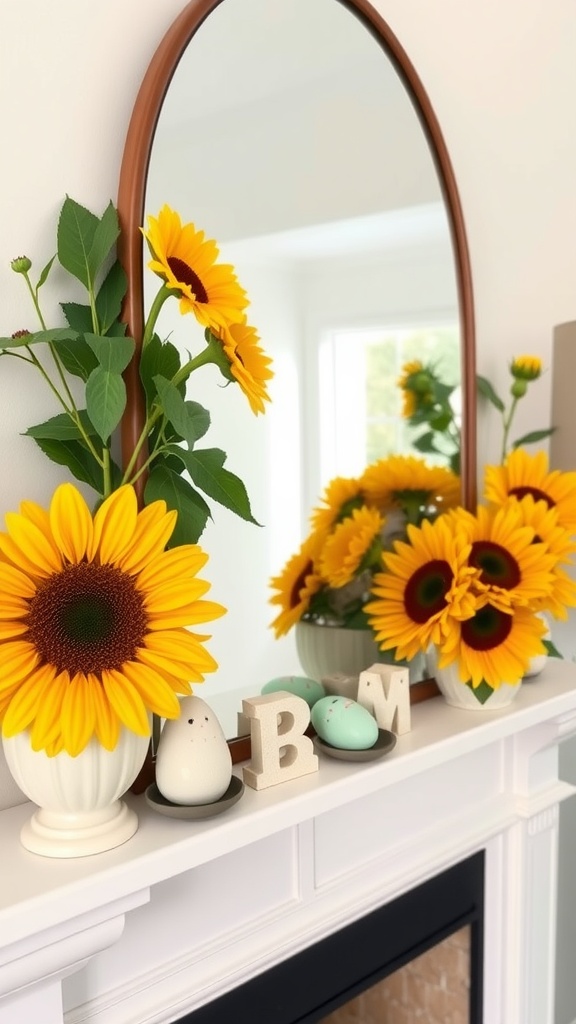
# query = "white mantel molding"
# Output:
<box><xmin>1</xmin><ymin>659</ymin><xmax>576</xmax><ymax>1024</ymax></box>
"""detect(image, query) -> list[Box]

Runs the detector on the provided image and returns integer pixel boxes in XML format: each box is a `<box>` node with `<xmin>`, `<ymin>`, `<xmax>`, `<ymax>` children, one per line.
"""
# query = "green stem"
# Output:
<box><xmin>22</xmin><ymin>272</ymin><xmax>47</xmax><ymax>331</ymax></box>
<box><xmin>501</xmin><ymin>396</ymin><xmax>519</xmax><ymax>462</ymax></box>
<box><xmin>141</xmin><ymin>283</ymin><xmax>179</xmax><ymax>350</ymax></box>
<box><xmin>102</xmin><ymin>448</ymin><xmax>112</xmax><ymax>497</ymax></box>
<box><xmin>121</xmin><ymin>345</ymin><xmax>218</xmax><ymax>486</ymax></box>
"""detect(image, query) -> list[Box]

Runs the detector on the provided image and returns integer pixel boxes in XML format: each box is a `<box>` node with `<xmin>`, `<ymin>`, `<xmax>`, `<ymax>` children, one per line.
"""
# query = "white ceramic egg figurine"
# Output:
<box><xmin>155</xmin><ymin>696</ymin><xmax>232</xmax><ymax>805</ymax></box>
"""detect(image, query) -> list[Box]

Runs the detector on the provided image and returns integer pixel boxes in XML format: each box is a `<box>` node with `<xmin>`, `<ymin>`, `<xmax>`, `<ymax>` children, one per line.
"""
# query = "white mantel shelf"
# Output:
<box><xmin>2</xmin><ymin>659</ymin><xmax>576</xmax><ymax>1024</ymax></box>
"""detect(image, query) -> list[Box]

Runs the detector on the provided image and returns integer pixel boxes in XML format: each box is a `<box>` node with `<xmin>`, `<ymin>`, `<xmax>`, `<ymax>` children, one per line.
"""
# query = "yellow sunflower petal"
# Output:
<box><xmin>0</xmin><ymin>641</ymin><xmax>41</xmax><ymax>693</ymax></box>
<box><xmin>89</xmin><ymin>673</ymin><xmax>120</xmax><ymax>751</ymax></box>
<box><xmin>49</xmin><ymin>483</ymin><xmax>93</xmax><ymax>563</ymax></box>
<box><xmin>102</xmin><ymin>668</ymin><xmax>150</xmax><ymax>736</ymax></box>
<box><xmin>121</xmin><ymin>660</ymin><xmax>181</xmax><ymax>719</ymax></box>
<box><xmin>117</xmin><ymin>502</ymin><xmax>176</xmax><ymax>575</ymax></box>
<box><xmin>30</xmin><ymin>671</ymin><xmax>69</xmax><ymax>752</ymax></box>
<box><xmin>89</xmin><ymin>485</ymin><xmax>138</xmax><ymax>564</ymax></box>
<box><xmin>135</xmin><ymin>544</ymin><xmax>209</xmax><ymax>591</ymax></box>
<box><xmin>0</xmin><ymin>512</ymin><xmax>62</xmax><ymax>577</ymax></box>
<box><xmin>60</xmin><ymin>672</ymin><xmax>96</xmax><ymax>756</ymax></box>
<box><xmin>1</xmin><ymin>664</ymin><xmax>57</xmax><ymax>737</ymax></box>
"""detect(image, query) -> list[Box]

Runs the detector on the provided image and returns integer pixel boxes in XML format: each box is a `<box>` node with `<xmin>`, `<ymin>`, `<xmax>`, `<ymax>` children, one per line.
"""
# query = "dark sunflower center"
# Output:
<box><xmin>26</xmin><ymin>563</ymin><xmax>148</xmax><ymax>677</ymax></box>
<box><xmin>469</xmin><ymin>540</ymin><xmax>520</xmax><ymax>589</ymax></box>
<box><xmin>509</xmin><ymin>485</ymin><xmax>554</xmax><ymax>508</ymax></box>
<box><xmin>404</xmin><ymin>559</ymin><xmax>453</xmax><ymax>624</ymax></box>
<box><xmin>290</xmin><ymin>561</ymin><xmax>313</xmax><ymax>609</ymax></box>
<box><xmin>461</xmin><ymin>605</ymin><xmax>512</xmax><ymax>651</ymax></box>
<box><xmin>167</xmin><ymin>256</ymin><xmax>208</xmax><ymax>303</ymax></box>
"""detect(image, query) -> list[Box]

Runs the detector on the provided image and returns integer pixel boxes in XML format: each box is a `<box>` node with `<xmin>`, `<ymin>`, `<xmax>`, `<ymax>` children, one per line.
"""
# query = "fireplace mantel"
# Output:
<box><xmin>2</xmin><ymin>660</ymin><xmax>576</xmax><ymax>1024</ymax></box>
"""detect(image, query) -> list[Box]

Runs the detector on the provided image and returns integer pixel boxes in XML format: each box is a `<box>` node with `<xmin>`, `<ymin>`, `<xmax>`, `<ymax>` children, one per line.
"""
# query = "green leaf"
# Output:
<box><xmin>0</xmin><ymin>327</ymin><xmax>78</xmax><ymax>350</ymax></box>
<box><xmin>32</xmin><ymin>436</ymin><xmax>104</xmax><ymax>493</ymax></box>
<box><xmin>144</xmin><ymin>463</ymin><xmax>211</xmax><ymax>545</ymax></box>
<box><xmin>172</xmin><ymin>446</ymin><xmax>259</xmax><ymax>525</ymax></box>
<box><xmin>476</xmin><ymin>375</ymin><xmax>505</xmax><ymax>413</ymax></box>
<box><xmin>95</xmin><ymin>260</ymin><xmax>127</xmax><ymax>334</ymax></box>
<box><xmin>57</xmin><ymin>196</ymin><xmax>99</xmax><ymax>290</ymax></box>
<box><xmin>52</xmin><ymin>336</ymin><xmax>99</xmax><ymax>381</ymax></box>
<box><xmin>25</xmin><ymin>410</ymin><xmax>96</xmax><ymax>441</ymax></box>
<box><xmin>84</xmin><ymin>333</ymin><xmax>135</xmax><ymax>374</ymax></box>
<box><xmin>543</xmin><ymin>638</ymin><xmax>563</xmax><ymax>659</ymax></box>
<box><xmin>465</xmin><ymin>679</ymin><xmax>494</xmax><ymax>705</ymax></box>
<box><xmin>511</xmin><ymin>428</ymin><xmax>556</xmax><ymax>448</ymax></box>
<box><xmin>37</xmin><ymin>254</ymin><xmax>56</xmax><ymax>290</ymax></box>
<box><xmin>411</xmin><ymin>431</ymin><xmax>438</xmax><ymax>454</ymax></box>
<box><xmin>87</xmin><ymin>201</ymin><xmax>120</xmax><ymax>284</ymax></box>
<box><xmin>85</xmin><ymin>367</ymin><xmax>127</xmax><ymax>442</ymax></box>
<box><xmin>61</xmin><ymin>301</ymin><xmax>93</xmax><ymax>332</ymax></box>
<box><xmin>154</xmin><ymin>375</ymin><xmax>211</xmax><ymax>446</ymax></box>
<box><xmin>139</xmin><ymin>334</ymin><xmax>183</xmax><ymax>408</ymax></box>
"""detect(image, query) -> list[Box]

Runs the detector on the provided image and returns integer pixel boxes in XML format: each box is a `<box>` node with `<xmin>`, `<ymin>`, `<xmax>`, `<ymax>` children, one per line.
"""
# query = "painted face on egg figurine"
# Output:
<box><xmin>311</xmin><ymin>696</ymin><xmax>379</xmax><ymax>750</ymax></box>
<box><xmin>155</xmin><ymin>695</ymin><xmax>232</xmax><ymax>806</ymax></box>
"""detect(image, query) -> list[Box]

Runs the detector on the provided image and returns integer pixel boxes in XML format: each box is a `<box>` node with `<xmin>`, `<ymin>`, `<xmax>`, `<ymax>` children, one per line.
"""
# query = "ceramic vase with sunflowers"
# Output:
<box><xmin>0</xmin><ymin>483</ymin><xmax>225</xmax><ymax>858</ymax></box>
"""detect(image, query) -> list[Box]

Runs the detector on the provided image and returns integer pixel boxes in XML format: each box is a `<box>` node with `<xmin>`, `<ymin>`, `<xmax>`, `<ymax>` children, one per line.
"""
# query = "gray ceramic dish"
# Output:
<box><xmin>313</xmin><ymin>729</ymin><xmax>396</xmax><ymax>762</ymax></box>
<box><xmin>145</xmin><ymin>775</ymin><xmax>244</xmax><ymax>819</ymax></box>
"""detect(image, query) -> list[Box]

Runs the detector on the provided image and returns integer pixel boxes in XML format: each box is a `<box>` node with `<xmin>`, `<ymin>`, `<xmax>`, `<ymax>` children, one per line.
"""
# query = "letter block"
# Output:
<box><xmin>242</xmin><ymin>691</ymin><xmax>319</xmax><ymax>791</ymax></box>
<box><xmin>357</xmin><ymin>663</ymin><xmax>411</xmax><ymax>735</ymax></box>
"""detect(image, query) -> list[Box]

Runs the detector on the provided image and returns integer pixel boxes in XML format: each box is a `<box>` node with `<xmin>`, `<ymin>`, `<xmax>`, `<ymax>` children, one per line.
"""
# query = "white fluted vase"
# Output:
<box><xmin>426</xmin><ymin>645</ymin><xmax>522</xmax><ymax>711</ymax></box>
<box><xmin>2</xmin><ymin>728</ymin><xmax>149</xmax><ymax>858</ymax></box>
<box><xmin>295</xmin><ymin>622</ymin><xmax>382</xmax><ymax>682</ymax></box>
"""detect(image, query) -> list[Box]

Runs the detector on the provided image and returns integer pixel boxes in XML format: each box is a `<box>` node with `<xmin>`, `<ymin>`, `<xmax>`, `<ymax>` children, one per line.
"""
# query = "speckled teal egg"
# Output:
<box><xmin>261</xmin><ymin>675</ymin><xmax>325</xmax><ymax>708</ymax></box>
<box><xmin>311</xmin><ymin>696</ymin><xmax>379</xmax><ymax>750</ymax></box>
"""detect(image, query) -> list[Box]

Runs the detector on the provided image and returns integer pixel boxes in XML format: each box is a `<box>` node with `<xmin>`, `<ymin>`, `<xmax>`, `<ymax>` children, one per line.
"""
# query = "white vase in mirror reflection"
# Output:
<box><xmin>155</xmin><ymin>696</ymin><xmax>232</xmax><ymax>805</ymax></box>
<box><xmin>295</xmin><ymin>621</ymin><xmax>424</xmax><ymax>690</ymax></box>
<box><xmin>426</xmin><ymin>646</ymin><xmax>522</xmax><ymax>711</ymax></box>
<box><xmin>1</xmin><ymin>727</ymin><xmax>150</xmax><ymax>858</ymax></box>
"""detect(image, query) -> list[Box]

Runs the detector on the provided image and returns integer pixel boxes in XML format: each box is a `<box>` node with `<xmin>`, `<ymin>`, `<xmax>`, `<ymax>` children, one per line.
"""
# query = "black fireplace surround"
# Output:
<box><xmin>178</xmin><ymin>850</ymin><xmax>484</xmax><ymax>1024</ymax></box>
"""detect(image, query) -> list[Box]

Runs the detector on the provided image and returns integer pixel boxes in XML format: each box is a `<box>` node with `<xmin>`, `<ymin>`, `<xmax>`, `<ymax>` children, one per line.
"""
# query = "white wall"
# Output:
<box><xmin>1</xmin><ymin>1</ymin><xmax>576</xmax><ymax>1021</ymax></box>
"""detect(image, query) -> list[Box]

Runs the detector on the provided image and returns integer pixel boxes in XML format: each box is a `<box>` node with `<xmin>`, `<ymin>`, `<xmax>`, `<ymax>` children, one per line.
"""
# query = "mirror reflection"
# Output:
<box><xmin>144</xmin><ymin>0</ymin><xmax>460</xmax><ymax>734</ymax></box>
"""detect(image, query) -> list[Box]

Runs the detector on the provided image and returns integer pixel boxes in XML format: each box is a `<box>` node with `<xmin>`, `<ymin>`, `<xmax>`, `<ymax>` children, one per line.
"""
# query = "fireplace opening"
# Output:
<box><xmin>178</xmin><ymin>851</ymin><xmax>484</xmax><ymax>1024</ymax></box>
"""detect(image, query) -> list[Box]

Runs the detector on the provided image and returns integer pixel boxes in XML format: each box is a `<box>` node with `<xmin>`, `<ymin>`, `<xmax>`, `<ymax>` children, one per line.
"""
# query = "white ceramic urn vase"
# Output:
<box><xmin>426</xmin><ymin>645</ymin><xmax>522</xmax><ymax>711</ymax></box>
<box><xmin>2</xmin><ymin>727</ymin><xmax>150</xmax><ymax>858</ymax></box>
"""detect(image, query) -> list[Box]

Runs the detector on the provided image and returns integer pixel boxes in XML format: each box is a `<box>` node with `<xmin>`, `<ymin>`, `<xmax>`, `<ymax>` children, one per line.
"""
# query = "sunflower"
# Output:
<box><xmin>365</xmin><ymin>515</ymin><xmax>479</xmax><ymax>661</ymax></box>
<box><xmin>269</xmin><ymin>537</ymin><xmax>324</xmax><ymax>638</ymax></box>
<box><xmin>361</xmin><ymin>455</ymin><xmax>461</xmax><ymax>521</ymax></box>
<box><xmin>309</xmin><ymin>476</ymin><xmax>364</xmax><ymax>534</ymax></box>
<box><xmin>484</xmin><ymin>448</ymin><xmax>576</xmax><ymax>535</ymax></box>
<box><xmin>142</xmin><ymin>205</ymin><xmax>248</xmax><ymax>332</ymax></box>
<box><xmin>438</xmin><ymin>602</ymin><xmax>546</xmax><ymax>689</ymax></box>
<box><xmin>512</xmin><ymin>494</ymin><xmax>576</xmax><ymax>619</ymax></box>
<box><xmin>215</xmin><ymin>321</ymin><xmax>274</xmax><ymax>415</ymax></box>
<box><xmin>397</xmin><ymin>360</ymin><xmax>425</xmax><ymax>417</ymax></box>
<box><xmin>0</xmin><ymin>483</ymin><xmax>226</xmax><ymax>757</ymax></box>
<box><xmin>319</xmin><ymin>506</ymin><xmax>384</xmax><ymax>589</ymax></box>
<box><xmin>453</xmin><ymin>503</ymin><xmax>556</xmax><ymax>611</ymax></box>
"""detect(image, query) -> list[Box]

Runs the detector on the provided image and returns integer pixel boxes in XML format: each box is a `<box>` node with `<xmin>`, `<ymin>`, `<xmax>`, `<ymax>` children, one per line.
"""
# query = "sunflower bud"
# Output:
<box><xmin>10</xmin><ymin>256</ymin><xmax>32</xmax><ymax>274</ymax></box>
<box><xmin>510</xmin><ymin>355</ymin><xmax>542</xmax><ymax>382</ymax></box>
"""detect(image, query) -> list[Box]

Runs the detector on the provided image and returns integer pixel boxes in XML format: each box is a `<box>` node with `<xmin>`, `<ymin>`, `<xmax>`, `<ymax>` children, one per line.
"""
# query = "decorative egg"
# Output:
<box><xmin>155</xmin><ymin>696</ymin><xmax>232</xmax><ymax>805</ymax></box>
<box><xmin>311</xmin><ymin>696</ymin><xmax>379</xmax><ymax>750</ymax></box>
<box><xmin>261</xmin><ymin>675</ymin><xmax>325</xmax><ymax>708</ymax></box>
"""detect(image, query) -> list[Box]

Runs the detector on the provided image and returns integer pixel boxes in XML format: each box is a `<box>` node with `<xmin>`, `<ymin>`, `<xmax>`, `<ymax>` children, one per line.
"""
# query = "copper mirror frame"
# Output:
<box><xmin>116</xmin><ymin>0</ymin><xmax>477</xmax><ymax>510</ymax></box>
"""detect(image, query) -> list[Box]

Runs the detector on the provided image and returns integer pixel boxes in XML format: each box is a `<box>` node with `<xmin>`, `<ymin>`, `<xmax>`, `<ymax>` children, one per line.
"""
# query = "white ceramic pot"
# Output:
<box><xmin>295</xmin><ymin>621</ymin><xmax>425</xmax><ymax>688</ymax></box>
<box><xmin>426</xmin><ymin>646</ymin><xmax>522</xmax><ymax>711</ymax></box>
<box><xmin>2</xmin><ymin>727</ymin><xmax>150</xmax><ymax>858</ymax></box>
<box><xmin>295</xmin><ymin>622</ymin><xmax>382</xmax><ymax>682</ymax></box>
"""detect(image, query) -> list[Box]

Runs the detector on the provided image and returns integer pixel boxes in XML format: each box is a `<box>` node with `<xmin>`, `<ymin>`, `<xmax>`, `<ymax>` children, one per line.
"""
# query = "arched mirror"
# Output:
<box><xmin>117</xmin><ymin>0</ymin><xmax>476</xmax><ymax>733</ymax></box>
